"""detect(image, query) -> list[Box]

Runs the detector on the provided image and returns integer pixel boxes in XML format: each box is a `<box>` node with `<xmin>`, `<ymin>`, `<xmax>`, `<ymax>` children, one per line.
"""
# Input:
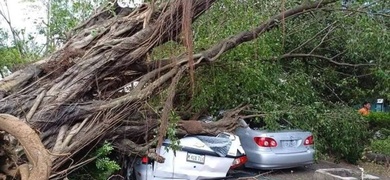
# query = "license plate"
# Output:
<box><xmin>186</xmin><ymin>153</ymin><xmax>205</xmax><ymax>164</ymax></box>
<box><xmin>282</xmin><ymin>140</ymin><xmax>297</xmax><ymax>148</ymax></box>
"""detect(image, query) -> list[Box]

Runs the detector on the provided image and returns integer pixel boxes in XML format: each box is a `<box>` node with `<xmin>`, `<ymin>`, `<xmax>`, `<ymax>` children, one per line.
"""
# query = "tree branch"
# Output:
<box><xmin>201</xmin><ymin>0</ymin><xmax>338</xmax><ymax>62</ymax></box>
<box><xmin>279</xmin><ymin>53</ymin><xmax>375</xmax><ymax>67</ymax></box>
<box><xmin>288</xmin><ymin>22</ymin><xmax>336</xmax><ymax>54</ymax></box>
<box><xmin>308</xmin><ymin>25</ymin><xmax>336</xmax><ymax>54</ymax></box>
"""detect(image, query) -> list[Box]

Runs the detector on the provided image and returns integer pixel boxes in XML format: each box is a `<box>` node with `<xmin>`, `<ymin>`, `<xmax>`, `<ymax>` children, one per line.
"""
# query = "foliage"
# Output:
<box><xmin>68</xmin><ymin>142</ymin><xmax>120</xmax><ymax>180</ymax></box>
<box><xmin>170</xmin><ymin>0</ymin><xmax>389</xmax><ymax>163</ymax></box>
<box><xmin>365</xmin><ymin>112</ymin><xmax>390</xmax><ymax>131</ymax></box>
<box><xmin>182</xmin><ymin>59</ymin><xmax>370</xmax><ymax>163</ymax></box>
<box><xmin>366</xmin><ymin>113</ymin><xmax>390</xmax><ymax>158</ymax></box>
<box><xmin>283</xmin><ymin>1</ymin><xmax>390</xmax><ymax>103</ymax></box>
<box><xmin>93</xmin><ymin>142</ymin><xmax>121</xmax><ymax>179</ymax></box>
<box><xmin>0</xmin><ymin>30</ymin><xmax>32</xmax><ymax>76</ymax></box>
<box><xmin>182</xmin><ymin>0</ymin><xmax>389</xmax><ymax>113</ymax></box>
<box><xmin>1</xmin><ymin>0</ymin><xmax>109</xmax><ymax>77</ymax></box>
<box><xmin>167</xmin><ymin>111</ymin><xmax>181</xmax><ymax>149</ymax></box>
<box><xmin>33</xmin><ymin>0</ymin><xmax>108</xmax><ymax>53</ymax></box>
<box><xmin>370</xmin><ymin>138</ymin><xmax>390</xmax><ymax>156</ymax></box>
<box><xmin>263</xmin><ymin>104</ymin><xmax>370</xmax><ymax>164</ymax></box>
<box><xmin>0</xmin><ymin>47</ymin><xmax>24</xmax><ymax>77</ymax></box>
<box><xmin>0</xmin><ymin>1</ymin><xmax>42</xmax><ymax>70</ymax></box>
<box><xmin>310</xmin><ymin>107</ymin><xmax>369</xmax><ymax>164</ymax></box>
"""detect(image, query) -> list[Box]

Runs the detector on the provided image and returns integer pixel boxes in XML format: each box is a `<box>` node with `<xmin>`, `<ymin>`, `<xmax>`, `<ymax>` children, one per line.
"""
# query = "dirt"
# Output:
<box><xmin>229</xmin><ymin>160</ymin><xmax>390</xmax><ymax>180</ymax></box>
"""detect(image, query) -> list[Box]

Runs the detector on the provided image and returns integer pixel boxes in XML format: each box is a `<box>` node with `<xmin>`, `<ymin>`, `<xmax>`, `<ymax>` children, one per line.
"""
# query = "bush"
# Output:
<box><xmin>370</xmin><ymin>138</ymin><xmax>390</xmax><ymax>156</ymax></box>
<box><xmin>313</xmin><ymin>113</ymin><xmax>369</xmax><ymax>164</ymax></box>
<box><xmin>286</xmin><ymin>105</ymin><xmax>370</xmax><ymax>164</ymax></box>
<box><xmin>365</xmin><ymin>112</ymin><xmax>390</xmax><ymax>131</ymax></box>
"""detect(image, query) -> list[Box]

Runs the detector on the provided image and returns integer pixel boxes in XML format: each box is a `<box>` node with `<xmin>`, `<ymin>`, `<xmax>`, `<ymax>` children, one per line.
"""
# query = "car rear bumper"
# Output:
<box><xmin>245</xmin><ymin>149</ymin><xmax>315</xmax><ymax>170</ymax></box>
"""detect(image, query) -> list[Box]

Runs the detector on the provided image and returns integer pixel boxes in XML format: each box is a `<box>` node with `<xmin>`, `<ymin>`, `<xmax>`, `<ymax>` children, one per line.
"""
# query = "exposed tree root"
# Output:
<box><xmin>156</xmin><ymin>67</ymin><xmax>185</xmax><ymax>149</ymax></box>
<box><xmin>178</xmin><ymin>105</ymin><xmax>247</xmax><ymax>135</ymax></box>
<box><xmin>0</xmin><ymin>114</ymin><xmax>52</xmax><ymax>180</ymax></box>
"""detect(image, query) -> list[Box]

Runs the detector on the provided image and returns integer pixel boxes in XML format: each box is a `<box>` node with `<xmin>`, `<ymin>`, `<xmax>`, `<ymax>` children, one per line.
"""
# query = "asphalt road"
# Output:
<box><xmin>228</xmin><ymin>160</ymin><xmax>390</xmax><ymax>180</ymax></box>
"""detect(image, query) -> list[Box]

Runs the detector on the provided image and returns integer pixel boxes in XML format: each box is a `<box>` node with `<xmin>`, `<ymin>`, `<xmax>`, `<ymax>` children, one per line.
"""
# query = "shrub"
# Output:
<box><xmin>313</xmin><ymin>112</ymin><xmax>369</xmax><ymax>164</ymax></box>
<box><xmin>365</xmin><ymin>112</ymin><xmax>390</xmax><ymax>130</ymax></box>
<box><xmin>370</xmin><ymin>138</ymin><xmax>390</xmax><ymax>156</ymax></box>
<box><xmin>285</xmin><ymin>105</ymin><xmax>370</xmax><ymax>164</ymax></box>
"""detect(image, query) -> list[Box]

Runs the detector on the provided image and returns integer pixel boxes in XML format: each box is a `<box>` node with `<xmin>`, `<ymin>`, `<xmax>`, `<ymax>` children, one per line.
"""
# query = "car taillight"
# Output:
<box><xmin>254</xmin><ymin>137</ymin><xmax>278</xmax><ymax>147</ymax></box>
<box><xmin>304</xmin><ymin>135</ymin><xmax>314</xmax><ymax>145</ymax></box>
<box><xmin>141</xmin><ymin>156</ymin><xmax>149</xmax><ymax>164</ymax></box>
<box><xmin>230</xmin><ymin>156</ymin><xmax>248</xmax><ymax>169</ymax></box>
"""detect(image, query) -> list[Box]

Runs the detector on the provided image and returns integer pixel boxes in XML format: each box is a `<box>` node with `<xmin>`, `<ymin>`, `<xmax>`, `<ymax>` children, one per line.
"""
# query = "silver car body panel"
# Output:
<box><xmin>236</xmin><ymin>119</ymin><xmax>315</xmax><ymax>170</ymax></box>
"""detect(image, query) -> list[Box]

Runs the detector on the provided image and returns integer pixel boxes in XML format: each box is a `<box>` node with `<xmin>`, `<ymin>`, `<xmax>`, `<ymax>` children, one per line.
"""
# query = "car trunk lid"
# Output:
<box><xmin>261</xmin><ymin>130</ymin><xmax>312</xmax><ymax>154</ymax></box>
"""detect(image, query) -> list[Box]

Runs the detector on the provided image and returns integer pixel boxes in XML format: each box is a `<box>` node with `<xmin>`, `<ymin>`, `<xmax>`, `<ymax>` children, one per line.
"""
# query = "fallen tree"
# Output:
<box><xmin>0</xmin><ymin>0</ymin><xmax>337</xmax><ymax>179</ymax></box>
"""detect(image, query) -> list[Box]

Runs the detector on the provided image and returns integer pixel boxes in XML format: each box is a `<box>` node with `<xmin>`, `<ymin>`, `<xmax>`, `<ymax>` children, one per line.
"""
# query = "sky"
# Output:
<box><xmin>0</xmin><ymin>0</ymin><xmax>142</xmax><ymax>79</ymax></box>
<box><xmin>0</xmin><ymin>0</ymin><xmax>144</xmax><ymax>44</ymax></box>
<box><xmin>0</xmin><ymin>0</ymin><xmax>44</xmax><ymax>79</ymax></box>
<box><xmin>0</xmin><ymin>0</ymin><xmax>45</xmax><ymax>36</ymax></box>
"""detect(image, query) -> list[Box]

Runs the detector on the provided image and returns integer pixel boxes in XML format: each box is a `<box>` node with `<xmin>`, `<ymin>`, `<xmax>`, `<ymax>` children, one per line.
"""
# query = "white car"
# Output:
<box><xmin>128</xmin><ymin>132</ymin><xmax>247</xmax><ymax>180</ymax></box>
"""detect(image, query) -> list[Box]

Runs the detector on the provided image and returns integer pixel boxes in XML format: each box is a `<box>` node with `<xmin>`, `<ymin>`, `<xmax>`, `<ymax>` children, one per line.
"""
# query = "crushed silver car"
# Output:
<box><xmin>129</xmin><ymin>132</ymin><xmax>247</xmax><ymax>180</ymax></box>
<box><xmin>236</xmin><ymin>119</ymin><xmax>315</xmax><ymax>170</ymax></box>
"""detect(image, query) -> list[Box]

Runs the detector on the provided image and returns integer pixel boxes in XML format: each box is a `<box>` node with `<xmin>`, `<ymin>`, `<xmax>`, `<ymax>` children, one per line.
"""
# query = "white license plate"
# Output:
<box><xmin>186</xmin><ymin>153</ymin><xmax>205</xmax><ymax>164</ymax></box>
<box><xmin>282</xmin><ymin>140</ymin><xmax>297</xmax><ymax>148</ymax></box>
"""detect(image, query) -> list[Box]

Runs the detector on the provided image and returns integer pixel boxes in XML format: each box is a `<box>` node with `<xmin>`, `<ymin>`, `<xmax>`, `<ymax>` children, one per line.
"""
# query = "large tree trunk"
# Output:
<box><xmin>0</xmin><ymin>0</ymin><xmax>336</xmax><ymax>179</ymax></box>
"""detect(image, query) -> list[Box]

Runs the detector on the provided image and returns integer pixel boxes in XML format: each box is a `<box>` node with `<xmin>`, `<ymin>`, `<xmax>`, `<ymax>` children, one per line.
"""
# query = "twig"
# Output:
<box><xmin>309</xmin><ymin>25</ymin><xmax>336</xmax><ymax>54</ymax></box>
<box><xmin>288</xmin><ymin>22</ymin><xmax>336</xmax><ymax>54</ymax></box>
<box><xmin>240</xmin><ymin>114</ymin><xmax>266</xmax><ymax>119</ymax></box>
<box><xmin>108</xmin><ymin>174</ymin><xmax>125</xmax><ymax>180</ymax></box>
<box><xmin>309</xmin><ymin>62</ymin><xmax>373</xmax><ymax>77</ymax></box>
<box><xmin>323</xmin><ymin>8</ymin><xmax>390</xmax><ymax>17</ymax></box>
<box><xmin>280</xmin><ymin>53</ymin><xmax>375</xmax><ymax>67</ymax></box>
<box><xmin>331</xmin><ymin>50</ymin><xmax>346</xmax><ymax>59</ymax></box>
<box><xmin>325</xmin><ymin>82</ymin><xmax>344</xmax><ymax>103</ymax></box>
